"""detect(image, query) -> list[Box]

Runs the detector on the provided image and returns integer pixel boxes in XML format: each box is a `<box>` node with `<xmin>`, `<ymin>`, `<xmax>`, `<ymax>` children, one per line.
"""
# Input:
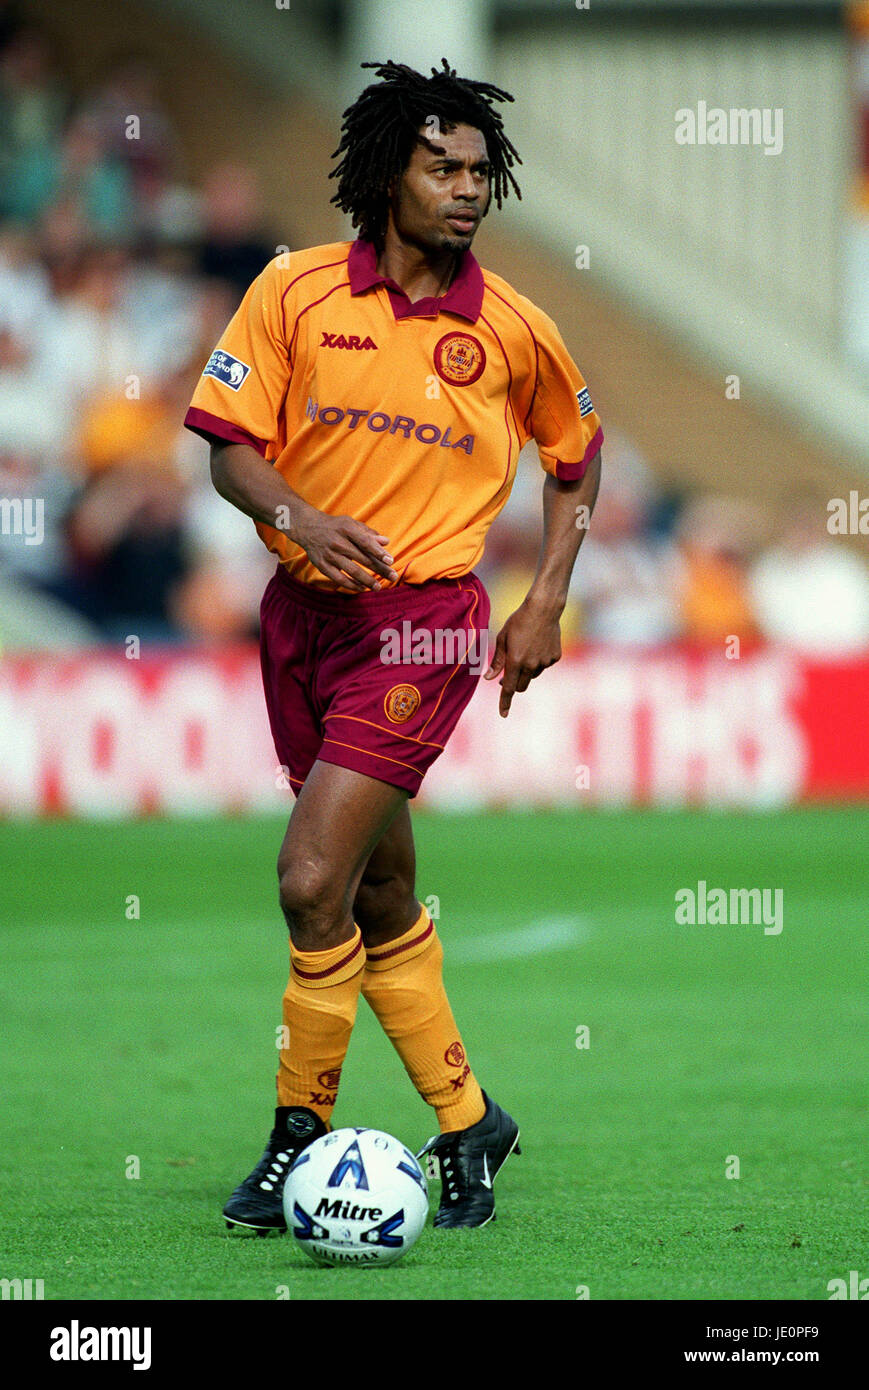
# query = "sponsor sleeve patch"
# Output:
<box><xmin>576</xmin><ymin>387</ymin><xmax>594</xmax><ymax>418</ymax></box>
<box><xmin>203</xmin><ymin>350</ymin><xmax>251</xmax><ymax>391</ymax></box>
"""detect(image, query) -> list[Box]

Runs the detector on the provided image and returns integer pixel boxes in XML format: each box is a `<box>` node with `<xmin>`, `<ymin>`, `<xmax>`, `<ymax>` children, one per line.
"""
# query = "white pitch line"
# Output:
<box><xmin>449</xmin><ymin>915</ymin><xmax>591</xmax><ymax>964</ymax></box>
<box><xmin>7</xmin><ymin>916</ymin><xmax>592</xmax><ymax>968</ymax></box>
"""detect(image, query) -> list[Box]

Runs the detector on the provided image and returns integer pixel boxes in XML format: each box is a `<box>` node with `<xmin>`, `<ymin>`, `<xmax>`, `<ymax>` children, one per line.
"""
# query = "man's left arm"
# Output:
<box><xmin>484</xmin><ymin>448</ymin><xmax>601</xmax><ymax>717</ymax></box>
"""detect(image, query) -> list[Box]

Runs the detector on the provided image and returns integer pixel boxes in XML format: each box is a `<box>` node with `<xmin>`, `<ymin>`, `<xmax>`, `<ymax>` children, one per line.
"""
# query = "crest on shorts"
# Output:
<box><xmin>433</xmin><ymin>332</ymin><xmax>486</xmax><ymax>386</ymax></box>
<box><xmin>384</xmin><ymin>683</ymin><xmax>421</xmax><ymax>724</ymax></box>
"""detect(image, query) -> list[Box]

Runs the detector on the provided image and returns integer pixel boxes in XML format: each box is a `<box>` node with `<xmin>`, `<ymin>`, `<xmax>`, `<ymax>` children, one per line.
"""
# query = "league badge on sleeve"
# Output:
<box><xmin>576</xmin><ymin>387</ymin><xmax>594</xmax><ymax>417</ymax></box>
<box><xmin>203</xmin><ymin>350</ymin><xmax>251</xmax><ymax>391</ymax></box>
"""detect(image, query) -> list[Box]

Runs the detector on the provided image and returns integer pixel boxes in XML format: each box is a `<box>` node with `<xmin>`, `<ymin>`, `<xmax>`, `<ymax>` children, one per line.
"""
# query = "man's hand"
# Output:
<box><xmin>483</xmin><ymin>599</ymin><xmax>562</xmax><ymax>718</ymax></box>
<box><xmin>208</xmin><ymin>441</ymin><xmax>397</xmax><ymax>592</ymax></box>
<box><xmin>484</xmin><ymin>453</ymin><xmax>602</xmax><ymax>717</ymax></box>
<box><xmin>289</xmin><ymin>505</ymin><xmax>398</xmax><ymax>592</ymax></box>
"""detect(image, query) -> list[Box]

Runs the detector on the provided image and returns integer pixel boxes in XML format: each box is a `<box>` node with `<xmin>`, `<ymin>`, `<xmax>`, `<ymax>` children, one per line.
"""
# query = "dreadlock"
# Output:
<box><xmin>329</xmin><ymin>58</ymin><xmax>522</xmax><ymax>246</ymax></box>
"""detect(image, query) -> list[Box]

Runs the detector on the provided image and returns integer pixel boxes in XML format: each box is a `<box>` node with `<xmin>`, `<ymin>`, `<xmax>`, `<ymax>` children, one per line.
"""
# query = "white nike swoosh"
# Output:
<box><xmin>481</xmin><ymin>1152</ymin><xmax>493</xmax><ymax>1189</ymax></box>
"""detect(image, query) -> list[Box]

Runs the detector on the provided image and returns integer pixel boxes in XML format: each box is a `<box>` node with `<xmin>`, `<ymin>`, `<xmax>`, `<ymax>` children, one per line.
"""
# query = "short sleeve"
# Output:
<box><xmin>184</xmin><ymin>257</ymin><xmax>289</xmax><ymax>458</ymax></box>
<box><xmin>530</xmin><ymin>311</ymin><xmax>603</xmax><ymax>481</ymax></box>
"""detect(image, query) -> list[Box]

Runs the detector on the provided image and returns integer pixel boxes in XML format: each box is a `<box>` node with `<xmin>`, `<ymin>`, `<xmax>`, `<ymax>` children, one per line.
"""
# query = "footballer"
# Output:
<box><xmin>184</xmin><ymin>59</ymin><xmax>603</xmax><ymax>1232</ymax></box>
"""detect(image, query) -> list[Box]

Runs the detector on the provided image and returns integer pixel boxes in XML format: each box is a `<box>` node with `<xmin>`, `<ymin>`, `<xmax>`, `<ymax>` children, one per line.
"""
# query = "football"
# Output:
<box><xmin>283</xmin><ymin>1127</ymin><xmax>429</xmax><ymax>1267</ymax></box>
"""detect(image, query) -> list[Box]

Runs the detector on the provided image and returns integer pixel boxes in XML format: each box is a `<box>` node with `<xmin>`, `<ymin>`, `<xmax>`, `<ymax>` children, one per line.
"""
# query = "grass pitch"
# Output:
<box><xmin>1</xmin><ymin>807</ymin><xmax>865</xmax><ymax>1301</ymax></box>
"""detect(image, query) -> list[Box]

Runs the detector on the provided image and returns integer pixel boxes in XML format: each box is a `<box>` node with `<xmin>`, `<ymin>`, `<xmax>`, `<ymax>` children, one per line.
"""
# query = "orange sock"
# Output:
<box><xmin>361</xmin><ymin>906</ymin><xmax>485</xmax><ymax>1133</ymax></box>
<box><xmin>277</xmin><ymin>925</ymin><xmax>365</xmax><ymax>1125</ymax></box>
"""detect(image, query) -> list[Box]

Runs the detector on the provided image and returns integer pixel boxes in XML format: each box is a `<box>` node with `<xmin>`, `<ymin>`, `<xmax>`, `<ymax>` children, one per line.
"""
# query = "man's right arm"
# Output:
<box><xmin>209</xmin><ymin>441</ymin><xmax>397</xmax><ymax>592</ymax></box>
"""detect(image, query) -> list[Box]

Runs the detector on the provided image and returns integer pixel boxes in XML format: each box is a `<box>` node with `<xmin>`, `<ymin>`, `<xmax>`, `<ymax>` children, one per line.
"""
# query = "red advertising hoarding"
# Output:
<box><xmin>0</xmin><ymin>646</ymin><xmax>866</xmax><ymax>816</ymax></box>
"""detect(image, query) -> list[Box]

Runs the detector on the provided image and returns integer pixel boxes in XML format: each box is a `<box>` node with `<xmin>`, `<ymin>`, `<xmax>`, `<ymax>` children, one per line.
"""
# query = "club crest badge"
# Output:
<box><xmin>433</xmin><ymin>332</ymin><xmax>486</xmax><ymax>386</ymax></box>
<box><xmin>384</xmin><ymin>684</ymin><xmax>421</xmax><ymax>724</ymax></box>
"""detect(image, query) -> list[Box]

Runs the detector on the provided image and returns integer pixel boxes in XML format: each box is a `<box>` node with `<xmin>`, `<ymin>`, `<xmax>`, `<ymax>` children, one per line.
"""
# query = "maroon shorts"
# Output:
<box><xmin>259</xmin><ymin>565</ymin><xmax>490</xmax><ymax>797</ymax></box>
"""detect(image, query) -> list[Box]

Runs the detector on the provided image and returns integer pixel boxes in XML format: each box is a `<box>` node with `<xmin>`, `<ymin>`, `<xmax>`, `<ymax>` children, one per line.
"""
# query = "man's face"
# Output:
<box><xmin>388</xmin><ymin>123</ymin><xmax>491</xmax><ymax>255</ymax></box>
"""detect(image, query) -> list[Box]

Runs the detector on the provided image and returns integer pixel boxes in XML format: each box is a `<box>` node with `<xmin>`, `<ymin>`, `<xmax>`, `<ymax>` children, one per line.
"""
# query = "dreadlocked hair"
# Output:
<box><xmin>329</xmin><ymin>58</ymin><xmax>522</xmax><ymax>246</ymax></box>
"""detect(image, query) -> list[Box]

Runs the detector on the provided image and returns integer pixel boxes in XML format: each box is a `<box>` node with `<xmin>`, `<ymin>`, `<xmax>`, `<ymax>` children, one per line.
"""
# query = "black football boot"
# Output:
<box><xmin>223</xmin><ymin>1106</ymin><xmax>327</xmax><ymax>1235</ymax></box>
<box><xmin>417</xmin><ymin>1091</ymin><xmax>521</xmax><ymax>1229</ymax></box>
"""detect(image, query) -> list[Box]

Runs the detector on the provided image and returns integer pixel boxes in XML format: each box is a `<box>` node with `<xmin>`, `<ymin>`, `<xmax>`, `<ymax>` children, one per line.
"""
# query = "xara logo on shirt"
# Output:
<box><xmin>203</xmin><ymin>350</ymin><xmax>251</xmax><ymax>391</ymax></box>
<box><xmin>320</xmin><ymin>332</ymin><xmax>377</xmax><ymax>350</ymax></box>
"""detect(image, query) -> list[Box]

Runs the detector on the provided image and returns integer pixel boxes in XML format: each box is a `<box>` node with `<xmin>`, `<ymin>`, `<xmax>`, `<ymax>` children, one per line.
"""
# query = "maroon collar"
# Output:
<box><xmin>347</xmin><ymin>237</ymin><xmax>484</xmax><ymax>324</ymax></box>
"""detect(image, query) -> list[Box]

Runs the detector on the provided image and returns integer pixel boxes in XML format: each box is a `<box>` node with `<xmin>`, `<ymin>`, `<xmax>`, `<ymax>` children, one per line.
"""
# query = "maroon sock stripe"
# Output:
<box><xmin>365</xmin><ymin>917</ymin><xmax>434</xmax><ymax>966</ymax></box>
<box><xmin>292</xmin><ymin>932</ymin><xmax>363</xmax><ymax>981</ymax></box>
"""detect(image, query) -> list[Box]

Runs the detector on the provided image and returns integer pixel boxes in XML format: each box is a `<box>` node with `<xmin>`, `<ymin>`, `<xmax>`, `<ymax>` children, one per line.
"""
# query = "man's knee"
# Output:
<box><xmin>278</xmin><ymin>853</ymin><xmax>346</xmax><ymax>944</ymax></box>
<box><xmin>353</xmin><ymin>871</ymin><xmax>418</xmax><ymax>945</ymax></box>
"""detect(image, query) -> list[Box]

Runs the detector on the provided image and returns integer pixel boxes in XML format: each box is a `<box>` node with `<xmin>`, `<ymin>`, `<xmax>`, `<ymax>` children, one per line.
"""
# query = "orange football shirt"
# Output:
<box><xmin>185</xmin><ymin>238</ymin><xmax>603</xmax><ymax>588</ymax></box>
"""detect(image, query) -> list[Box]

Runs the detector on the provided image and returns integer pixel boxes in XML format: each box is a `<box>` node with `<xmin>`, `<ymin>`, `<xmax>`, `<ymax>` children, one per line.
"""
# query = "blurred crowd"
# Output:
<box><xmin>483</xmin><ymin>436</ymin><xmax>869</xmax><ymax>657</ymax></box>
<box><xmin>0</xmin><ymin>17</ymin><xmax>279</xmax><ymax>649</ymax></box>
<box><xmin>1</xmin><ymin>14</ymin><xmax>868</xmax><ymax>657</ymax></box>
